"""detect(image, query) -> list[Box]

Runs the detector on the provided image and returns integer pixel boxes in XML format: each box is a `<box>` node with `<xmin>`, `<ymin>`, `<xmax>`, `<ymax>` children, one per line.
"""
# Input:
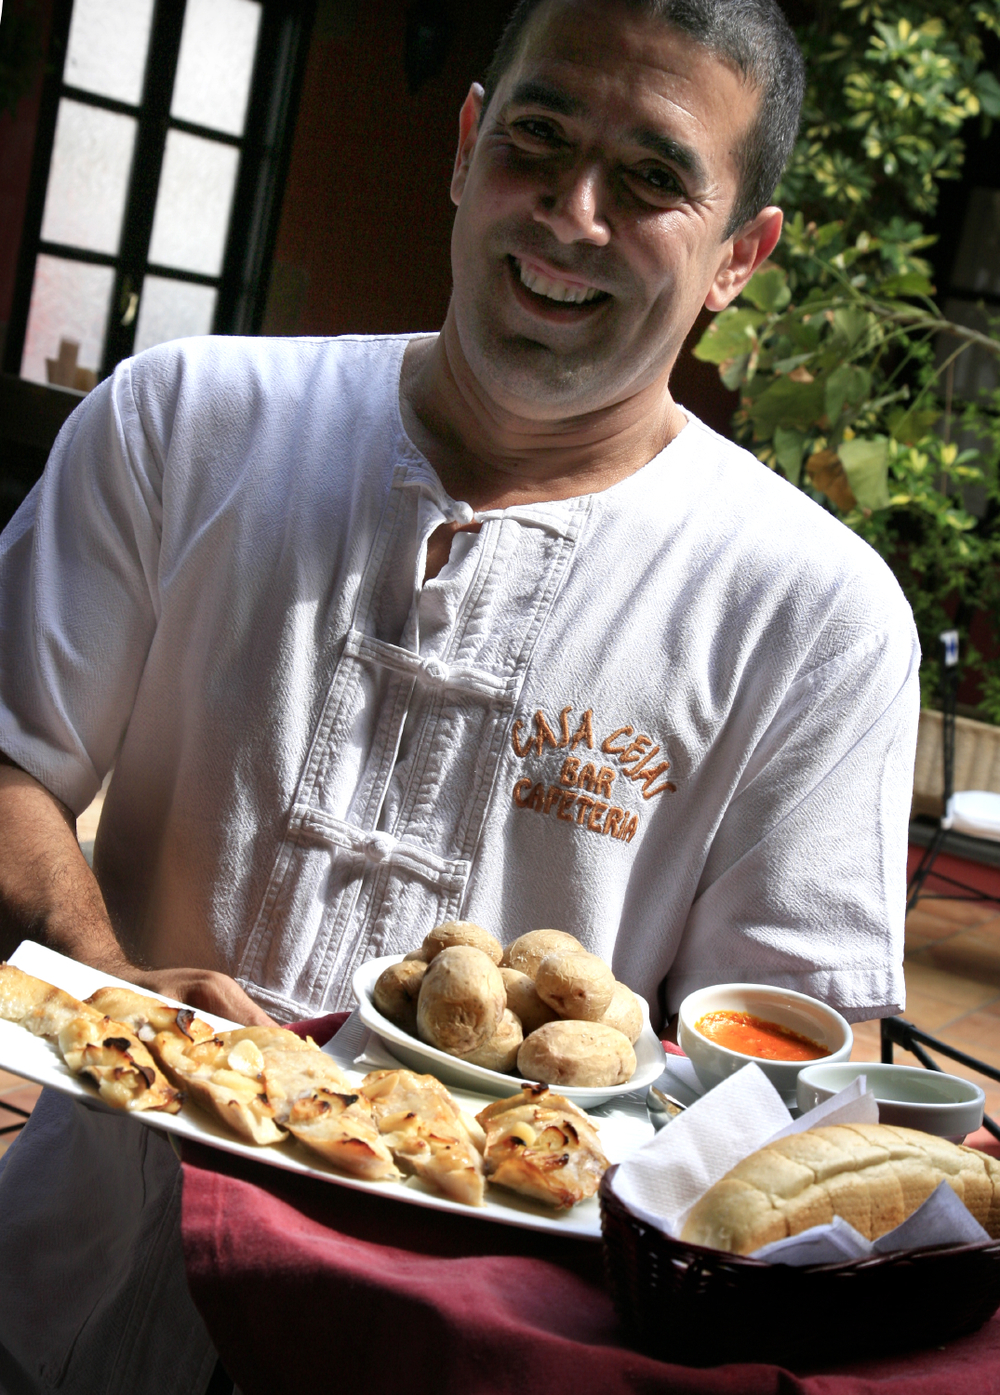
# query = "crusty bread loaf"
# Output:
<box><xmin>680</xmin><ymin>1124</ymin><xmax>1000</xmax><ymax>1254</ymax></box>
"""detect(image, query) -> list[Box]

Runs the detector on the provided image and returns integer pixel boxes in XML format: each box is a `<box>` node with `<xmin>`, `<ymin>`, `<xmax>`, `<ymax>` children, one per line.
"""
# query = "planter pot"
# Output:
<box><xmin>912</xmin><ymin>709</ymin><xmax>1000</xmax><ymax>819</ymax></box>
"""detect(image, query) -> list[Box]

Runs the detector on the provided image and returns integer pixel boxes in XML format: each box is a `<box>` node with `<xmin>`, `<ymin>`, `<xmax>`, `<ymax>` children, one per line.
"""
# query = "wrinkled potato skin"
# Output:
<box><xmin>372</xmin><ymin>961</ymin><xmax>427</xmax><ymax>1035</ymax></box>
<box><xmin>456</xmin><ymin>1009</ymin><xmax>523</xmax><ymax>1072</ymax></box>
<box><xmin>601</xmin><ymin>981</ymin><xmax>644</xmax><ymax>1044</ymax></box>
<box><xmin>503</xmin><ymin>929</ymin><xmax>584</xmax><ymax>979</ymax></box>
<box><xmin>500</xmin><ymin>968</ymin><xmax>559</xmax><ymax>1036</ymax></box>
<box><xmin>518</xmin><ymin>1020</ymin><xmax>637</xmax><ymax>1087</ymax></box>
<box><xmin>422</xmin><ymin>920</ymin><xmax>503</xmax><ymax>966</ymax></box>
<box><xmin>534</xmin><ymin>951</ymin><xmax>615</xmax><ymax>1022</ymax></box>
<box><xmin>416</xmin><ymin>946</ymin><xmax>506</xmax><ymax>1055</ymax></box>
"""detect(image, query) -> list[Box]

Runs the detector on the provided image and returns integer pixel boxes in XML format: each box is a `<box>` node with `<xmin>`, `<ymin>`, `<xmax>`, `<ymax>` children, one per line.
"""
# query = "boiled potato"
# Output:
<box><xmin>503</xmin><ymin>929</ymin><xmax>584</xmax><ymax>979</ymax></box>
<box><xmin>456</xmin><ymin>1008</ymin><xmax>523</xmax><ymax>1072</ymax></box>
<box><xmin>422</xmin><ymin>920</ymin><xmax>503</xmax><ymax>966</ymax></box>
<box><xmin>372</xmin><ymin>960</ymin><xmax>427</xmax><ymax>1035</ymax></box>
<box><xmin>416</xmin><ymin>945</ymin><xmax>506</xmax><ymax>1055</ymax></box>
<box><xmin>534</xmin><ymin>951</ymin><xmax>614</xmax><ymax>1022</ymax></box>
<box><xmin>600</xmin><ymin>980</ymin><xmax>644</xmax><ymax>1044</ymax></box>
<box><xmin>518</xmin><ymin>1020</ymin><xmax>636</xmax><ymax>1088</ymax></box>
<box><xmin>500</xmin><ymin>968</ymin><xmax>558</xmax><ymax>1036</ymax></box>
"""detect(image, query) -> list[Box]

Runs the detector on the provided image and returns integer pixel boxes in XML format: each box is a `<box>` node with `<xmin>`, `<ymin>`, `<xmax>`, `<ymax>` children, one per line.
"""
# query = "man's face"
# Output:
<box><xmin>448</xmin><ymin>0</ymin><xmax>762</xmax><ymax>417</ymax></box>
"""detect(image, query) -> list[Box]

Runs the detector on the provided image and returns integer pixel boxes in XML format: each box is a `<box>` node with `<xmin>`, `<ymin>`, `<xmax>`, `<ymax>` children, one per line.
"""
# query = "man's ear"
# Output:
<box><xmin>704</xmin><ymin>206</ymin><xmax>783</xmax><ymax>312</ymax></box>
<box><xmin>451</xmin><ymin>83</ymin><xmax>485</xmax><ymax>207</ymax></box>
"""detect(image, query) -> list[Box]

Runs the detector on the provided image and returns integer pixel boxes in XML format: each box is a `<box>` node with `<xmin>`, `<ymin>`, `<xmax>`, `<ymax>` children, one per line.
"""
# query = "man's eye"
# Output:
<box><xmin>512</xmin><ymin>118</ymin><xmax>560</xmax><ymax>145</ymax></box>
<box><xmin>627</xmin><ymin>166</ymin><xmax>684</xmax><ymax>203</ymax></box>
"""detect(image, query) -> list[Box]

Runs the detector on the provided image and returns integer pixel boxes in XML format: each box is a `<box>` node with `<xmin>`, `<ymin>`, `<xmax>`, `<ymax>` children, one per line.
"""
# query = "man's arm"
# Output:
<box><xmin>0</xmin><ymin>758</ymin><xmax>275</xmax><ymax>1025</ymax></box>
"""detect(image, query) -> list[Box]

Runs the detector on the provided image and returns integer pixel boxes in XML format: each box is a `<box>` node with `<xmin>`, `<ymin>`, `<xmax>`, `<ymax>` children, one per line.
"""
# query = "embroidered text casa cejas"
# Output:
<box><xmin>510</xmin><ymin>706</ymin><xmax>676</xmax><ymax>845</ymax></box>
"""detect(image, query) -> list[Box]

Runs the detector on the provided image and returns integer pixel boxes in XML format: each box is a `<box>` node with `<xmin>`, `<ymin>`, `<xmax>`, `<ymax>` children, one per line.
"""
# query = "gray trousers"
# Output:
<box><xmin>0</xmin><ymin>1090</ymin><xmax>217</xmax><ymax>1395</ymax></box>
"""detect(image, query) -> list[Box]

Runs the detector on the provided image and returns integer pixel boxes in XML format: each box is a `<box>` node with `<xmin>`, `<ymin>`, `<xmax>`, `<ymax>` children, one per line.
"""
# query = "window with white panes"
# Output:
<box><xmin>6</xmin><ymin>0</ymin><xmax>313</xmax><ymax>390</ymax></box>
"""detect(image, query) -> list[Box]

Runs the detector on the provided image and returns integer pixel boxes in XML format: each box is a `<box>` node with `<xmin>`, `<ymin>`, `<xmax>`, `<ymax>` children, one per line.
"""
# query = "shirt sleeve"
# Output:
<box><xmin>0</xmin><ymin>359</ymin><xmax>162</xmax><ymax>814</ymax></box>
<box><xmin>662</xmin><ymin>612</ymin><xmax>921</xmax><ymax>1023</ymax></box>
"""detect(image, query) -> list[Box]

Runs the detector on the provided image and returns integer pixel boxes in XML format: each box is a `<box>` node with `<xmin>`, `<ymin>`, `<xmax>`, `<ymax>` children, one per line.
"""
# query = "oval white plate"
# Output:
<box><xmin>4</xmin><ymin>942</ymin><xmax>656</xmax><ymax>1239</ymax></box>
<box><xmin>353</xmin><ymin>954</ymin><xmax>666</xmax><ymax>1107</ymax></box>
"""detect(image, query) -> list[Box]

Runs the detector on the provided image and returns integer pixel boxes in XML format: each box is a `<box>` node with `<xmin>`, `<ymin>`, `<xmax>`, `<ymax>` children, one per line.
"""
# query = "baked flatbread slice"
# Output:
<box><xmin>0</xmin><ymin>964</ymin><xmax>182</xmax><ymax>1112</ymax></box>
<box><xmin>263</xmin><ymin>1049</ymin><xmax>400</xmax><ymax>1181</ymax></box>
<box><xmin>153</xmin><ymin>1026</ymin><xmax>310</xmax><ymax>1144</ymax></box>
<box><xmin>360</xmin><ymin>1068</ymin><xmax>486</xmax><ymax>1206</ymax></box>
<box><xmin>476</xmin><ymin>1084</ymin><xmax>609</xmax><ymax>1209</ymax></box>
<box><xmin>58</xmin><ymin>1014</ymin><xmax>183</xmax><ymax>1112</ymax></box>
<box><xmin>0</xmin><ymin>962</ymin><xmax>101</xmax><ymax>1037</ymax></box>
<box><xmin>85</xmin><ymin>985</ymin><xmax>215</xmax><ymax>1047</ymax></box>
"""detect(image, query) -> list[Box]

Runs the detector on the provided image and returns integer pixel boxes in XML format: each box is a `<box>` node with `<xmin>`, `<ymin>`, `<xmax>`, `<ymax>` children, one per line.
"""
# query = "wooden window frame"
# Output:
<box><xmin>3</xmin><ymin>0</ymin><xmax>315</xmax><ymax>382</ymax></box>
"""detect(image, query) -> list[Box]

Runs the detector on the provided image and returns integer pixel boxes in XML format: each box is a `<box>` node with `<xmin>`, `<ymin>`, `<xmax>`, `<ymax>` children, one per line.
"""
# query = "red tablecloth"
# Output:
<box><xmin>180</xmin><ymin>1014</ymin><xmax>1000</xmax><ymax>1395</ymax></box>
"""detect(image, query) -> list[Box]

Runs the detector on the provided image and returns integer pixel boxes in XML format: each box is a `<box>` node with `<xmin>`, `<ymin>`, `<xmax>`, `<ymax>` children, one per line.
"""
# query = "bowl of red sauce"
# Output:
<box><xmin>677</xmin><ymin>983</ymin><xmax>853</xmax><ymax>1105</ymax></box>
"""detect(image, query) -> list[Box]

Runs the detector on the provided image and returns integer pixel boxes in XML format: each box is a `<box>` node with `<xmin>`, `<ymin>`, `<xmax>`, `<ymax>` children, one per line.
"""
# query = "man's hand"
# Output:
<box><xmin>0</xmin><ymin>758</ymin><xmax>276</xmax><ymax>1027</ymax></box>
<box><xmin>129</xmin><ymin>967</ymin><xmax>276</xmax><ymax>1026</ymax></box>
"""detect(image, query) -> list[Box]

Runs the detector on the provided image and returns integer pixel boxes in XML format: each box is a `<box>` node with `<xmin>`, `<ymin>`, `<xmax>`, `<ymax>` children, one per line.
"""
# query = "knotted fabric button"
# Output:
<box><xmin>446</xmin><ymin>501</ymin><xmax>475</xmax><ymax>526</ymax></box>
<box><xmin>362</xmin><ymin>832</ymin><xmax>393</xmax><ymax>862</ymax></box>
<box><xmin>423</xmin><ymin>657</ymin><xmax>449</xmax><ymax>685</ymax></box>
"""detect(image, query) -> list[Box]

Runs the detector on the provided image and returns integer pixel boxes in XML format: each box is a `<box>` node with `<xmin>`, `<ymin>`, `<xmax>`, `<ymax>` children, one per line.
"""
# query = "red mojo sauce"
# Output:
<box><xmin>695</xmin><ymin>1009</ymin><xmax>828</xmax><ymax>1062</ymax></box>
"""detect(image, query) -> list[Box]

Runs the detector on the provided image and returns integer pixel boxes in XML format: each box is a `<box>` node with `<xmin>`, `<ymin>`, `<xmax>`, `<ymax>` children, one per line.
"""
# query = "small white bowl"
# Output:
<box><xmin>353</xmin><ymin>954</ymin><xmax>667</xmax><ymax>1107</ymax></box>
<box><xmin>677</xmin><ymin>982</ymin><xmax>853</xmax><ymax>1106</ymax></box>
<box><xmin>797</xmin><ymin>1062</ymin><xmax>985</xmax><ymax>1143</ymax></box>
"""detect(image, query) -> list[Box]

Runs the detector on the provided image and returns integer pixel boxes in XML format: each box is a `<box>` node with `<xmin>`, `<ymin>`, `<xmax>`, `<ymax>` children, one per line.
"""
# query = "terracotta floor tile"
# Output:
<box><xmin>908</xmin><ymin>898</ymin><xmax>1000</xmax><ymax>930</ymax></box>
<box><xmin>899</xmin><ymin>960</ymin><xmax>1000</xmax><ymax>1026</ymax></box>
<box><xmin>922</xmin><ymin>930</ymin><xmax>1000</xmax><ymax>987</ymax></box>
<box><xmin>0</xmin><ymin>1068</ymin><xmax>40</xmax><ymax>1143</ymax></box>
<box><xmin>0</xmin><ymin>1081</ymin><xmax>40</xmax><ymax>1113</ymax></box>
<box><xmin>0</xmin><ymin>1078</ymin><xmax>32</xmax><ymax>1160</ymax></box>
<box><xmin>0</xmin><ymin>1068</ymin><xmax>25</xmax><ymax>1092</ymax></box>
<box><xmin>934</xmin><ymin>1016</ymin><xmax>1000</xmax><ymax>1071</ymax></box>
<box><xmin>971</xmin><ymin>998</ymin><xmax>1000</xmax><ymax>1021</ymax></box>
<box><xmin>904</xmin><ymin>908</ymin><xmax>965</xmax><ymax>945</ymax></box>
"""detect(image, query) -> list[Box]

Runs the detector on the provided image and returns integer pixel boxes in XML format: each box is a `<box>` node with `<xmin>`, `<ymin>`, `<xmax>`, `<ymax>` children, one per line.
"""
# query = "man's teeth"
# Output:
<box><xmin>516</xmin><ymin>259</ymin><xmax>601</xmax><ymax>304</ymax></box>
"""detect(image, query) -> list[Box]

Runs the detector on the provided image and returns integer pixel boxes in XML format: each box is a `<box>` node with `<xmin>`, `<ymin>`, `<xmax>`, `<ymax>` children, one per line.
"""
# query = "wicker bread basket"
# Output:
<box><xmin>599</xmin><ymin>1166</ymin><xmax>1000</xmax><ymax>1366</ymax></box>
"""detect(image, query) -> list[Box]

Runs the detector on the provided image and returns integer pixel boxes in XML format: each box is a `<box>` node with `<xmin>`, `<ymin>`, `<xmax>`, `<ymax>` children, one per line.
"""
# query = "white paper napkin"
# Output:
<box><xmin>611</xmin><ymin>1062</ymin><xmax>792</xmax><ymax>1235</ymax></box>
<box><xmin>751</xmin><ymin>1180</ymin><xmax>990</xmax><ymax>1265</ymax></box>
<box><xmin>751</xmin><ymin>1214</ymin><xmax>874</xmax><ymax>1266</ymax></box>
<box><xmin>871</xmin><ymin>1178</ymin><xmax>990</xmax><ymax>1252</ymax></box>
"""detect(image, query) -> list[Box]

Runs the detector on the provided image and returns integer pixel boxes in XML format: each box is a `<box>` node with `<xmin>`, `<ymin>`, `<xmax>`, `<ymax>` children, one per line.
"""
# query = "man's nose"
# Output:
<box><xmin>532</xmin><ymin>161</ymin><xmax>610</xmax><ymax>246</ymax></box>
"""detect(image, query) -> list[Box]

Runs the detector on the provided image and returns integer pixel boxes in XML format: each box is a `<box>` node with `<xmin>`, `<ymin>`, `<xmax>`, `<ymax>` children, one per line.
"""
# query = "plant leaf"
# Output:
<box><xmin>825</xmin><ymin>363</ymin><xmax>872</xmax><ymax>423</ymax></box>
<box><xmin>773</xmin><ymin>426</ymin><xmax>806</xmax><ymax>485</ymax></box>
<box><xmin>745</xmin><ymin>376</ymin><xmax>825</xmax><ymax>438</ymax></box>
<box><xmin>878</xmin><ymin>271</ymin><xmax>935</xmax><ymax>297</ymax></box>
<box><xmin>720</xmin><ymin>354</ymin><xmax>750</xmax><ymax>390</ymax></box>
<box><xmin>806</xmin><ymin>449</ymin><xmax>857</xmax><ymax>512</ymax></box>
<box><xmin>692</xmin><ymin>307</ymin><xmax>764</xmax><ymax>364</ymax></box>
<box><xmin>741</xmin><ymin>265</ymin><xmax>792</xmax><ymax>313</ymax></box>
<box><xmin>838</xmin><ymin>437</ymin><xmax>891</xmax><ymax>510</ymax></box>
<box><xmin>974</xmin><ymin>71</ymin><xmax>1000</xmax><ymax>118</ymax></box>
<box><xmin>888</xmin><ymin>405</ymin><xmax>940</xmax><ymax>443</ymax></box>
<box><xmin>829</xmin><ymin>307</ymin><xmax>870</xmax><ymax>349</ymax></box>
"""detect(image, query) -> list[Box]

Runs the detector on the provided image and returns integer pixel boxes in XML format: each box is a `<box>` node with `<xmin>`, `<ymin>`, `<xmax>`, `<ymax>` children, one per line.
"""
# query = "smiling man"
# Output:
<box><xmin>0</xmin><ymin>3</ymin><xmax>919</xmax><ymax>1392</ymax></box>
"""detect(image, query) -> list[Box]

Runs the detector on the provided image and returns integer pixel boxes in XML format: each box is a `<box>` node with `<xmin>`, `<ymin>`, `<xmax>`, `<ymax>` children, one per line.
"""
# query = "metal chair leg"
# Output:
<box><xmin>906</xmin><ymin>824</ymin><xmax>948</xmax><ymax>912</ymax></box>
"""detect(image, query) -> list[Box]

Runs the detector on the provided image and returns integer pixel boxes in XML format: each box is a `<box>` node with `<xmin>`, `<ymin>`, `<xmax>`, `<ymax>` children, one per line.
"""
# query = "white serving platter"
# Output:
<box><xmin>0</xmin><ymin>942</ymin><xmax>655</xmax><ymax>1239</ymax></box>
<box><xmin>354</xmin><ymin>954</ymin><xmax>667</xmax><ymax>1106</ymax></box>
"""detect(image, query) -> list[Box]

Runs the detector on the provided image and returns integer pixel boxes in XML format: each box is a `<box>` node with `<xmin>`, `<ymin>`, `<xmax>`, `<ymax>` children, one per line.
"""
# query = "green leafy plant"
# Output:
<box><xmin>695</xmin><ymin>1</ymin><xmax>1000</xmax><ymax>717</ymax></box>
